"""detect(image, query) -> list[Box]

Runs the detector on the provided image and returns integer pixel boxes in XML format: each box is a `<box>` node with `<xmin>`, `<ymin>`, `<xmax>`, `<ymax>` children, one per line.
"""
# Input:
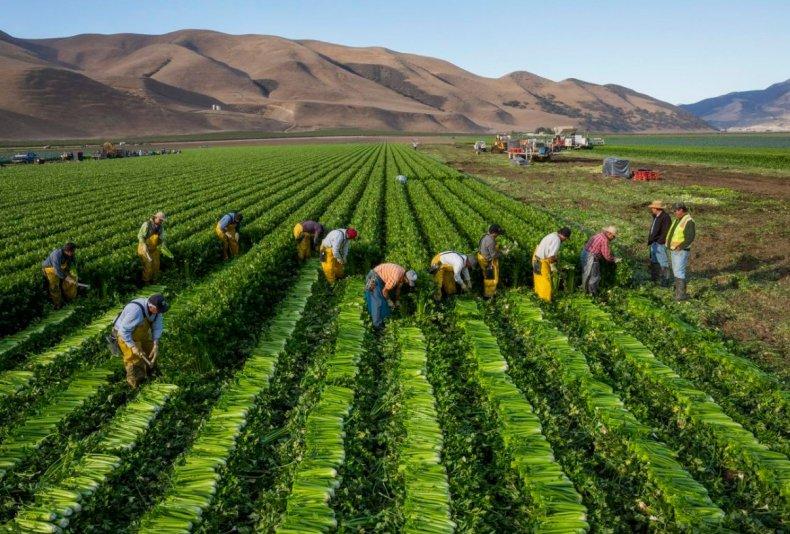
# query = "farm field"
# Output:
<box><xmin>0</xmin><ymin>143</ymin><xmax>788</xmax><ymax>532</ymax></box>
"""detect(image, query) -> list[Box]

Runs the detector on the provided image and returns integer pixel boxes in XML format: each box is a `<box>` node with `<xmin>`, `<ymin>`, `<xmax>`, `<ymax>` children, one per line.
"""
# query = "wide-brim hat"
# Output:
<box><xmin>647</xmin><ymin>200</ymin><xmax>664</xmax><ymax>210</ymax></box>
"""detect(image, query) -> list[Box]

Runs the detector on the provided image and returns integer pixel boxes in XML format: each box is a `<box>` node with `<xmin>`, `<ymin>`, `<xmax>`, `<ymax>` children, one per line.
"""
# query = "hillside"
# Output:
<box><xmin>0</xmin><ymin>29</ymin><xmax>711</xmax><ymax>139</ymax></box>
<box><xmin>681</xmin><ymin>80</ymin><xmax>790</xmax><ymax>131</ymax></box>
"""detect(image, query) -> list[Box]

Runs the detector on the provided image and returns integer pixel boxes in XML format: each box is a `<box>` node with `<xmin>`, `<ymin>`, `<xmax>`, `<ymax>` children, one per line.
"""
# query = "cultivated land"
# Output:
<box><xmin>0</xmin><ymin>143</ymin><xmax>787</xmax><ymax>532</ymax></box>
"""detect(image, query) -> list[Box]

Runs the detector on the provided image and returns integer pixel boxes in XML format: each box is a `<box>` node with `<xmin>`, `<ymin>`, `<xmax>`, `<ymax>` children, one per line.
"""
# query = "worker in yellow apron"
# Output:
<box><xmin>477</xmin><ymin>224</ymin><xmax>504</xmax><ymax>298</ymax></box>
<box><xmin>532</xmin><ymin>227</ymin><xmax>571</xmax><ymax>302</ymax></box>
<box><xmin>137</xmin><ymin>211</ymin><xmax>172</xmax><ymax>283</ymax></box>
<box><xmin>41</xmin><ymin>242</ymin><xmax>78</xmax><ymax>309</ymax></box>
<box><xmin>112</xmin><ymin>294</ymin><xmax>168</xmax><ymax>388</ymax></box>
<box><xmin>429</xmin><ymin>251</ymin><xmax>476</xmax><ymax>300</ymax></box>
<box><xmin>216</xmin><ymin>211</ymin><xmax>243</xmax><ymax>260</ymax></box>
<box><xmin>293</xmin><ymin>220</ymin><xmax>325</xmax><ymax>261</ymax></box>
<box><xmin>319</xmin><ymin>227</ymin><xmax>358</xmax><ymax>284</ymax></box>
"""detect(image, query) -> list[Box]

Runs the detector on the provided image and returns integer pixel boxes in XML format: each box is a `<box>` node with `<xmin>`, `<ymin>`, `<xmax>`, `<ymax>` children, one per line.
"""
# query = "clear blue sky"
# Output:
<box><xmin>2</xmin><ymin>0</ymin><xmax>788</xmax><ymax>104</ymax></box>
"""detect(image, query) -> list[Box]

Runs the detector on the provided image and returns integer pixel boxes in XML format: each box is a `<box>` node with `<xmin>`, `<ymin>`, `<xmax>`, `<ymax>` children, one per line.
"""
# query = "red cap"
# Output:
<box><xmin>346</xmin><ymin>227</ymin><xmax>358</xmax><ymax>239</ymax></box>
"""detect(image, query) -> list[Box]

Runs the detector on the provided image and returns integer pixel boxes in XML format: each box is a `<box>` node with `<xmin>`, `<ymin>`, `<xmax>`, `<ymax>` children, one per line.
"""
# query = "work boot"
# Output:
<box><xmin>661</xmin><ymin>267</ymin><xmax>671</xmax><ymax>287</ymax></box>
<box><xmin>674</xmin><ymin>278</ymin><xmax>688</xmax><ymax>301</ymax></box>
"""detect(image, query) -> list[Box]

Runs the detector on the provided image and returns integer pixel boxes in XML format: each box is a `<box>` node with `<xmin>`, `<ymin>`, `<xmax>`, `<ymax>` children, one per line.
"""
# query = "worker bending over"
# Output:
<box><xmin>113</xmin><ymin>293</ymin><xmax>169</xmax><ymax>388</ymax></box>
<box><xmin>477</xmin><ymin>224</ymin><xmax>504</xmax><ymax>298</ymax></box>
<box><xmin>42</xmin><ymin>242</ymin><xmax>78</xmax><ymax>309</ymax></box>
<box><xmin>364</xmin><ymin>263</ymin><xmax>417</xmax><ymax>328</ymax></box>
<box><xmin>647</xmin><ymin>200</ymin><xmax>671</xmax><ymax>286</ymax></box>
<box><xmin>532</xmin><ymin>227</ymin><xmax>571</xmax><ymax>302</ymax></box>
<box><xmin>580</xmin><ymin>226</ymin><xmax>619</xmax><ymax>296</ymax></box>
<box><xmin>293</xmin><ymin>220</ymin><xmax>325</xmax><ymax>261</ymax></box>
<box><xmin>216</xmin><ymin>211</ymin><xmax>243</xmax><ymax>260</ymax></box>
<box><xmin>666</xmin><ymin>203</ymin><xmax>695</xmax><ymax>301</ymax></box>
<box><xmin>138</xmin><ymin>211</ymin><xmax>172</xmax><ymax>283</ymax></box>
<box><xmin>320</xmin><ymin>227</ymin><xmax>358</xmax><ymax>284</ymax></box>
<box><xmin>430</xmin><ymin>251</ymin><xmax>477</xmax><ymax>299</ymax></box>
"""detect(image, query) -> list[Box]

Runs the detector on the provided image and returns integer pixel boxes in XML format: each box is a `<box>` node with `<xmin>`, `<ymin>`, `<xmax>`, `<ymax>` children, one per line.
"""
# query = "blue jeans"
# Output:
<box><xmin>650</xmin><ymin>243</ymin><xmax>669</xmax><ymax>268</ymax></box>
<box><xmin>670</xmin><ymin>249</ymin><xmax>689</xmax><ymax>280</ymax></box>
<box><xmin>364</xmin><ymin>270</ymin><xmax>391</xmax><ymax>327</ymax></box>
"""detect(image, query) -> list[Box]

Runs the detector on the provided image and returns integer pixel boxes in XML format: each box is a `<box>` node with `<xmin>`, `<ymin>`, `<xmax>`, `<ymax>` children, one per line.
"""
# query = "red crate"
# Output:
<box><xmin>633</xmin><ymin>169</ymin><xmax>661</xmax><ymax>181</ymax></box>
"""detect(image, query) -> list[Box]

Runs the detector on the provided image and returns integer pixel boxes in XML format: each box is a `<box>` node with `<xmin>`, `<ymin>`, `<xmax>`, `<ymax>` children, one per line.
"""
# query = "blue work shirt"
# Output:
<box><xmin>218</xmin><ymin>213</ymin><xmax>240</xmax><ymax>231</ymax></box>
<box><xmin>114</xmin><ymin>297</ymin><xmax>164</xmax><ymax>344</ymax></box>
<box><xmin>42</xmin><ymin>247</ymin><xmax>73</xmax><ymax>279</ymax></box>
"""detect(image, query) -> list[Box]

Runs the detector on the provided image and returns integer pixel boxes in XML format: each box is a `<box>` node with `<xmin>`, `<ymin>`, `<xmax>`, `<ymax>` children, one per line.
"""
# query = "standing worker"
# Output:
<box><xmin>113</xmin><ymin>294</ymin><xmax>169</xmax><ymax>388</ymax></box>
<box><xmin>293</xmin><ymin>220</ymin><xmax>325</xmax><ymax>261</ymax></box>
<box><xmin>364</xmin><ymin>263</ymin><xmax>417</xmax><ymax>328</ymax></box>
<box><xmin>216</xmin><ymin>211</ymin><xmax>243</xmax><ymax>260</ymax></box>
<box><xmin>42</xmin><ymin>242</ymin><xmax>78</xmax><ymax>309</ymax></box>
<box><xmin>580</xmin><ymin>226</ymin><xmax>619</xmax><ymax>296</ymax></box>
<box><xmin>646</xmin><ymin>200</ymin><xmax>671</xmax><ymax>285</ymax></box>
<box><xmin>429</xmin><ymin>251</ymin><xmax>477</xmax><ymax>300</ymax></box>
<box><xmin>320</xmin><ymin>227</ymin><xmax>358</xmax><ymax>284</ymax></box>
<box><xmin>138</xmin><ymin>211</ymin><xmax>172</xmax><ymax>284</ymax></box>
<box><xmin>477</xmin><ymin>224</ymin><xmax>504</xmax><ymax>298</ymax></box>
<box><xmin>666</xmin><ymin>203</ymin><xmax>695</xmax><ymax>301</ymax></box>
<box><xmin>532</xmin><ymin>227</ymin><xmax>572</xmax><ymax>302</ymax></box>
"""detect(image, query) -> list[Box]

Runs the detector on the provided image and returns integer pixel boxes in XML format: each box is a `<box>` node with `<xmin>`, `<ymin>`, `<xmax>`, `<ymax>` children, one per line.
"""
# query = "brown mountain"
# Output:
<box><xmin>0</xmin><ymin>29</ymin><xmax>711</xmax><ymax>139</ymax></box>
<box><xmin>680</xmin><ymin>80</ymin><xmax>790</xmax><ymax>131</ymax></box>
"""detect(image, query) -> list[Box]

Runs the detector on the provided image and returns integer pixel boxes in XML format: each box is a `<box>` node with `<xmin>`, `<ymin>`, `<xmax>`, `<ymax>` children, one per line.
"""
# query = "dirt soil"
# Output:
<box><xmin>427</xmin><ymin>144</ymin><xmax>790</xmax><ymax>377</ymax></box>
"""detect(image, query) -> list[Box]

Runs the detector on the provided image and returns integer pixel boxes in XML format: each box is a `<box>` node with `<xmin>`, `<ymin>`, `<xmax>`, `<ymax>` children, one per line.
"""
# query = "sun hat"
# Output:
<box><xmin>648</xmin><ymin>200</ymin><xmax>664</xmax><ymax>210</ymax></box>
<box><xmin>154</xmin><ymin>211</ymin><xmax>166</xmax><ymax>221</ymax></box>
<box><xmin>405</xmin><ymin>270</ymin><xmax>418</xmax><ymax>286</ymax></box>
<box><xmin>603</xmin><ymin>225</ymin><xmax>618</xmax><ymax>237</ymax></box>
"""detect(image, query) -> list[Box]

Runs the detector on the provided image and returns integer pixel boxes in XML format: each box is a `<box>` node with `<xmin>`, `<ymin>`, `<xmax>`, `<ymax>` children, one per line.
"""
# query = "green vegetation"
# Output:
<box><xmin>0</xmin><ymin>143</ymin><xmax>786</xmax><ymax>532</ymax></box>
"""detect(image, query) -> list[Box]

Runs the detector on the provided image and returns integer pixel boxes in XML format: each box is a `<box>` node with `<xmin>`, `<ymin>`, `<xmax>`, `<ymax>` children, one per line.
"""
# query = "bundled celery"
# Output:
<box><xmin>274</xmin><ymin>278</ymin><xmax>367</xmax><ymax>532</ymax></box>
<box><xmin>0</xmin><ymin>308</ymin><xmax>75</xmax><ymax>367</ymax></box>
<box><xmin>0</xmin><ymin>364</ymin><xmax>117</xmax><ymax>479</ymax></box>
<box><xmin>505</xmin><ymin>293</ymin><xmax>725</xmax><ymax>529</ymax></box>
<box><xmin>138</xmin><ymin>264</ymin><xmax>319</xmax><ymax>532</ymax></box>
<box><xmin>563</xmin><ymin>296</ymin><xmax>790</xmax><ymax>518</ymax></box>
<box><xmin>396</xmin><ymin>326</ymin><xmax>455</xmax><ymax>534</ymax></box>
<box><xmin>455</xmin><ymin>299</ymin><xmax>588</xmax><ymax>533</ymax></box>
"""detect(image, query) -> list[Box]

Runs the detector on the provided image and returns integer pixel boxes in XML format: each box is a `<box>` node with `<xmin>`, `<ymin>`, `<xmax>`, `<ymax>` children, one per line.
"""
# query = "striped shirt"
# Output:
<box><xmin>374</xmin><ymin>263</ymin><xmax>405</xmax><ymax>291</ymax></box>
<box><xmin>584</xmin><ymin>232</ymin><xmax>615</xmax><ymax>262</ymax></box>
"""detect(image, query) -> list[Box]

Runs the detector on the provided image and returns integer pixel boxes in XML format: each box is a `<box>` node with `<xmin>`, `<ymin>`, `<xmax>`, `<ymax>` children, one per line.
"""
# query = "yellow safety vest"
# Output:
<box><xmin>668</xmin><ymin>214</ymin><xmax>694</xmax><ymax>249</ymax></box>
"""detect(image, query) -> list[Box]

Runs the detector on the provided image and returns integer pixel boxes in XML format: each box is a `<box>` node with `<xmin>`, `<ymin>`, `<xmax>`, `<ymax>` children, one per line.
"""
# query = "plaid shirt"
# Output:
<box><xmin>584</xmin><ymin>232</ymin><xmax>615</xmax><ymax>262</ymax></box>
<box><xmin>374</xmin><ymin>263</ymin><xmax>405</xmax><ymax>291</ymax></box>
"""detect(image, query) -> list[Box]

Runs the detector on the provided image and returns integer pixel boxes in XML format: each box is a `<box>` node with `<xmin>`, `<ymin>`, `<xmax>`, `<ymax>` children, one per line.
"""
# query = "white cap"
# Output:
<box><xmin>405</xmin><ymin>269</ymin><xmax>418</xmax><ymax>286</ymax></box>
<box><xmin>155</xmin><ymin>211</ymin><xmax>166</xmax><ymax>221</ymax></box>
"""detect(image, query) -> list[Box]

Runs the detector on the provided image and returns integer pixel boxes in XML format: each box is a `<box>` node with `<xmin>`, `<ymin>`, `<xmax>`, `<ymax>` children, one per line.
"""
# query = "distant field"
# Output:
<box><xmin>583</xmin><ymin>145</ymin><xmax>790</xmax><ymax>173</ymax></box>
<box><xmin>602</xmin><ymin>133</ymin><xmax>790</xmax><ymax>149</ymax></box>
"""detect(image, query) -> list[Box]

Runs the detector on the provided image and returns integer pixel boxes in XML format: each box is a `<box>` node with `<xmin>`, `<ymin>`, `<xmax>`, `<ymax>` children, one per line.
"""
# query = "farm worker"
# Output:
<box><xmin>320</xmin><ymin>227</ymin><xmax>358</xmax><ymax>284</ymax></box>
<box><xmin>364</xmin><ymin>263</ymin><xmax>417</xmax><ymax>328</ymax></box>
<box><xmin>580</xmin><ymin>226</ymin><xmax>620</xmax><ymax>296</ymax></box>
<box><xmin>41</xmin><ymin>242</ymin><xmax>78</xmax><ymax>309</ymax></box>
<box><xmin>477</xmin><ymin>224</ymin><xmax>504</xmax><ymax>298</ymax></box>
<box><xmin>138</xmin><ymin>211</ymin><xmax>172</xmax><ymax>283</ymax></box>
<box><xmin>113</xmin><ymin>293</ymin><xmax>169</xmax><ymax>388</ymax></box>
<box><xmin>532</xmin><ymin>227</ymin><xmax>572</xmax><ymax>302</ymax></box>
<box><xmin>429</xmin><ymin>251</ymin><xmax>477</xmax><ymax>300</ymax></box>
<box><xmin>666</xmin><ymin>203</ymin><xmax>696</xmax><ymax>301</ymax></box>
<box><xmin>646</xmin><ymin>200</ymin><xmax>671</xmax><ymax>285</ymax></box>
<box><xmin>293</xmin><ymin>220</ymin><xmax>324</xmax><ymax>261</ymax></box>
<box><xmin>215</xmin><ymin>211</ymin><xmax>243</xmax><ymax>260</ymax></box>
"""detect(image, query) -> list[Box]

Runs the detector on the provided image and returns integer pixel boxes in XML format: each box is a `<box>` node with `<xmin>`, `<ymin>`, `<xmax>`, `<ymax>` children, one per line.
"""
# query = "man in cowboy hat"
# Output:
<box><xmin>364</xmin><ymin>263</ymin><xmax>417</xmax><ymax>328</ymax></box>
<box><xmin>666</xmin><ymin>203</ymin><xmax>696</xmax><ymax>301</ymax></box>
<box><xmin>646</xmin><ymin>200</ymin><xmax>671</xmax><ymax>285</ymax></box>
<box><xmin>580</xmin><ymin>226</ymin><xmax>620</xmax><ymax>295</ymax></box>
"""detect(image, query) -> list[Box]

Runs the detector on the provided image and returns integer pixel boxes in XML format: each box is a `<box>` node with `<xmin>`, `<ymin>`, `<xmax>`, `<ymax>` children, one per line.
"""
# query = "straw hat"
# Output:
<box><xmin>647</xmin><ymin>200</ymin><xmax>664</xmax><ymax>210</ymax></box>
<box><xmin>603</xmin><ymin>225</ymin><xmax>618</xmax><ymax>237</ymax></box>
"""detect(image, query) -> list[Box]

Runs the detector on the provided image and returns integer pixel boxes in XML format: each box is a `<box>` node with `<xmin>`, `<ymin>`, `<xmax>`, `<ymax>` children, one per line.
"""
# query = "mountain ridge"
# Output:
<box><xmin>681</xmin><ymin>80</ymin><xmax>790</xmax><ymax>131</ymax></box>
<box><xmin>0</xmin><ymin>29</ymin><xmax>712</xmax><ymax>139</ymax></box>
